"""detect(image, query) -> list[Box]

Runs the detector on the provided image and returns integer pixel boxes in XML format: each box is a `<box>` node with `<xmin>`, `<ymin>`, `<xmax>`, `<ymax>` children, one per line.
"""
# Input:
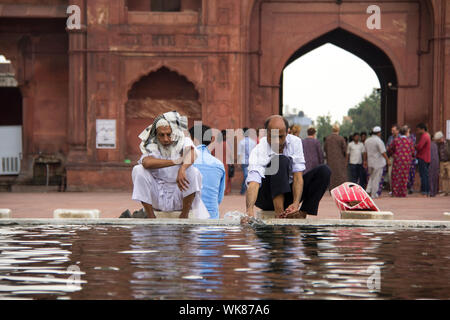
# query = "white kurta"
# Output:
<box><xmin>131</xmin><ymin>137</ymin><xmax>210</xmax><ymax>219</ymax></box>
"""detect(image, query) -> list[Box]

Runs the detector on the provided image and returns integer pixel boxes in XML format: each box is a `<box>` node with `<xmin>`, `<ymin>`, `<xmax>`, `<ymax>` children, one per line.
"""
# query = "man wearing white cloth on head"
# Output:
<box><xmin>132</xmin><ymin>111</ymin><xmax>210</xmax><ymax>219</ymax></box>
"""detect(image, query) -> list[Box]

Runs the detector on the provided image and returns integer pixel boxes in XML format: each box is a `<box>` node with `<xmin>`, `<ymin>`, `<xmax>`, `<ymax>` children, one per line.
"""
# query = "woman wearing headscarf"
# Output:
<box><xmin>387</xmin><ymin>125</ymin><xmax>415</xmax><ymax>197</ymax></box>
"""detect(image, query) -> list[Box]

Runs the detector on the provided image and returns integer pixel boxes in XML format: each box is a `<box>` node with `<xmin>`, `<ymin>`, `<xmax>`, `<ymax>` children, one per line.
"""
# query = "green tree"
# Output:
<box><xmin>346</xmin><ymin>88</ymin><xmax>381</xmax><ymax>134</ymax></box>
<box><xmin>340</xmin><ymin>117</ymin><xmax>355</xmax><ymax>139</ymax></box>
<box><xmin>316</xmin><ymin>113</ymin><xmax>333</xmax><ymax>144</ymax></box>
<box><xmin>313</xmin><ymin>88</ymin><xmax>380</xmax><ymax>143</ymax></box>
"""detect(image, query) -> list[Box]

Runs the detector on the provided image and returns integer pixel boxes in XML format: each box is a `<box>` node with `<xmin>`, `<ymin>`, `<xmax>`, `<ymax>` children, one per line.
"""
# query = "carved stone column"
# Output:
<box><xmin>66</xmin><ymin>15</ymin><xmax>87</xmax><ymax>163</ymax></box>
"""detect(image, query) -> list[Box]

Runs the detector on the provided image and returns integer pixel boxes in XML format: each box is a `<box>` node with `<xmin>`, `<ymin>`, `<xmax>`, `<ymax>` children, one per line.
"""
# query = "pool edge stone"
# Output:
<box><xmin>340</xmin><ymin>211</ymin><xmax>394</xmax><ymax>220</ymax></box>
<box><xmin>0</xmin><ymin>209</ymin><xmax>12</xmax><ymax>219</ymax></box>
<box><xmin>1</xmin><ymin>218</ymin><xmax>450</xmax><ymax>228</ymax></box>
<box><xmin>53</xmin><ymin>209</ymin><xmax>101</xmax><ymax>219</ymax></box>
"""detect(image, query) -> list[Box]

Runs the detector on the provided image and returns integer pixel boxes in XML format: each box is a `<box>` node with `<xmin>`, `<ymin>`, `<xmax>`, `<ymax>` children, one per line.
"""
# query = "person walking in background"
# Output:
<box><xmin>346</xmin><ymin>132</ymin><xmax>367</xmax><ymax>187</ymax></box>
<box><xmin>415</xmin><ymin>123</ymin><xmax>431</xmax><ymax>196</ymax></box>
<box><xmin>238</xmin><ymin>127</ymin><xmax>256</xmax><ymax>195</ymax></box>
<box><xmin>324</xmin><ymin>124</ymin><xmax>347</xmax><ymax>190</ymax></box>
<box><xmin>301</xmin><ymin>127</ymin><xmax>324</xmax><ymax>174</ymax></box>
<box><xmin>290</xmin><ymin>124</ymin><xmax>301</xmax><ymax>137</ymax></box>
<box><xmin>386</xmin><ymin>124</ymin><xmax>399</xmax><ymax>193</ymax></box>
<box><xmin>406</xmin><ymin>126</ymin><xmax>417</xmax><ymax>194</ymax></box>
<box><xmin>360</xmin><ymin>131</ymin><xmax>368</xmax><ymax>188</ymax></box>
<box><xmin>212</xmin><ymin>130</ymin><xmax>233</xmax><ymax>195</ymax></box>
<box><xmin>429</xmin><ymin>135</ymin><xmax>440</xmax><ymax>197</ymax></box>
<box><xmin>434</xmin><ymin>131</ymin><xmax>450</xmax><ymax>196</ymax></box>
<box><xmin>387</xmin><ymin>125</ymin><xmax>414</xmax><ymax>197</ymax></box>
<box><xmin>360</xmin><ymin>132</ymin><xmax>367</xmax><ymax>143</ymax></box>
<box><xmin>365</xmin><ymin>126</ymin><xmax>390</xmax><ymax>198</ymax></box>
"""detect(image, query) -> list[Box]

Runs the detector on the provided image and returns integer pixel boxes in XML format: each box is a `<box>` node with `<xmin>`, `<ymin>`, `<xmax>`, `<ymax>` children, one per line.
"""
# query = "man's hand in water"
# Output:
<box><xmin>279</xmin><ymin>202</ymin><xmax>307</xmax><ymax>219</ymax></box>
<box><xmin>284</xmin><ymin>202</ymin><xmax>300</xmax><ymax>214</ymax></box>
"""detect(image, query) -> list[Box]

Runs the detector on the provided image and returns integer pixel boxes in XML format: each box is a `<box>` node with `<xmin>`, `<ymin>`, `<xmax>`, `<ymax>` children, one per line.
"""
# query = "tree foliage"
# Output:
<box><xmin>316</xmin><ymin>113</ymin><xmax>333</xmax><ymax>144</ymax></box>
<box><xmin>315</xmin><ymin>88</ymin><xmax>381</xmax><ymax>143</ymax></box>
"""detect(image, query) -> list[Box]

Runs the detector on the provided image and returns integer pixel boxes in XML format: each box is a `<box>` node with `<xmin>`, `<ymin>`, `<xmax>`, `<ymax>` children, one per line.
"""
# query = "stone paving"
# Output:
<box><xmin>0</xmin><ymin>191</ymin><xmax>448</xmax><ymax>220</ymax></box>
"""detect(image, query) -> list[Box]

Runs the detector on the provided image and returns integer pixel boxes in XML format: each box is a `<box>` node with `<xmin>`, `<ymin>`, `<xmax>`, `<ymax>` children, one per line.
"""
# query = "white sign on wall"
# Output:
<box><xmin>96</xmin><ymin>119</ymin><xmax>116</xmax><ymax>149</ymax></box>
<box><xmin>447</xmin><ymin>120</ymin><xmax>450</xmax><ymax>140</ymax></box>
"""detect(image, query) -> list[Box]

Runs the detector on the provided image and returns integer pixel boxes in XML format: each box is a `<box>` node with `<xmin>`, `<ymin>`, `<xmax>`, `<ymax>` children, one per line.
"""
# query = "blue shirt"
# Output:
<box><xmin>238</xmin><ymin>137</ymin><xmax>257</xmax><ymax>165</ymax></box>
<box><xmin>193</xmin><ymin>145</ymin><xmax>226</xmax><ymax>219</ymax></box>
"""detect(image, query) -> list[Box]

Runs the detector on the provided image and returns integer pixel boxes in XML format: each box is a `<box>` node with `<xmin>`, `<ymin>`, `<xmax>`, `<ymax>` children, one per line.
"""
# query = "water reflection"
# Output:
<box><xmin>0</xmin><ymin>225</ymin><xmax>450</xmax><ymax>299</ymax></box>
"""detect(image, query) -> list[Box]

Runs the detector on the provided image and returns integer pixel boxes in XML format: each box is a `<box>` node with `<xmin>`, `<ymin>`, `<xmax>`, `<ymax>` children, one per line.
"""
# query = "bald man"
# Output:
<box><xmin>245</xmin><ymin>115</ymin><xmax>331</xmax><ymax>218</ymax></box>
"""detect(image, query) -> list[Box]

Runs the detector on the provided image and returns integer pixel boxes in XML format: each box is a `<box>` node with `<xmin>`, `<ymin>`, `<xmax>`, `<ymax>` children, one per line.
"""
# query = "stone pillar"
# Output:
<box><xmin>67</xmin><ymin>7</ymin><xmax>87</xmax><ymax>163</ymax></box>
<box><xmin>431</xmin><ymin>0</ymin><xmax>446</xmax><ymax>133</ymax></box>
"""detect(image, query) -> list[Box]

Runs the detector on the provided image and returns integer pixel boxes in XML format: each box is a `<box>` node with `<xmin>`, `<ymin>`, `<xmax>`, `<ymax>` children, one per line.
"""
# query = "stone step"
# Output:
<box><xmin>257</xmin><ymin>210</ymin><xmax>395</xmax><ymax>220</ymax></box>
<box><xmin>256</xmin><ymin>210</ymin><xmax>310</xmax><ymax>220</ymax></box>
<box><xmin>256</xmin><ymin>211</ymin><xmax>277</xmax><ymax>220</ymax></box>
<box><xmin>11</xmin><ymin>185</ymin><xmax>60</xmax><ymax>193</ymax></box>
<box><xmin>53</xmin><ymin>209</ymin><xmax>101</xmax><ymax>219</ymax></box>
<box><xmin>340</xmin><ymin>211</ymin><xmax>394</xmax><ymax>220</ymax></box>
<box><xmin>0</xmin><ymin>209</ymin><xmax>12</xmax><ymax>219</ymax></box>
<box><xmin>154</xmin><ymin>211</ymin><xmax>193</xmax><ymax>219</ymax></box>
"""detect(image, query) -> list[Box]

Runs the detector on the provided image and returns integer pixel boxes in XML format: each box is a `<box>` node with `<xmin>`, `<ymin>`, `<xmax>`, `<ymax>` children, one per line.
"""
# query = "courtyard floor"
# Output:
<box><xmin>0</xmin><ymin>191</ymin><xmax>448</xmax><ymax>220</ymax></box>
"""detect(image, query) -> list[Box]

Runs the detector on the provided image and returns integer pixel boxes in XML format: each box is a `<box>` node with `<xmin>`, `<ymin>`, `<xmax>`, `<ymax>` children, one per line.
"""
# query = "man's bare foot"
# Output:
<box><xmin>141</xmin><ymin>203</ymin><xmax>156</xmax><ymax>218</ymax></box>
<box><xmin>179</xmin><ymin>212</ymin><xmax>189</xmax><ymax>219</ymax></box>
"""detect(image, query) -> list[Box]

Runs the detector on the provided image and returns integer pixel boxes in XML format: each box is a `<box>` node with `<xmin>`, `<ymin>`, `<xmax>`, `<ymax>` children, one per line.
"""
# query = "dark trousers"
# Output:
<box><xmin>240</xmin><ymin>164</ymin><xmax>249</xmax><ymax>194</ymax></box>
<box><xmin>418</xmin><ymin>158</ymin><xmax>430</xmax><ymax>194</ymax></box>
<box><xmin>255</xmin><ymin>155</ymin><xmax>331</xmax><ymax>215</ymax></box>
<box><xmin>349</xmin><ymin>164</ymin><xmax>365</xmax><ymax>187</ymax></box>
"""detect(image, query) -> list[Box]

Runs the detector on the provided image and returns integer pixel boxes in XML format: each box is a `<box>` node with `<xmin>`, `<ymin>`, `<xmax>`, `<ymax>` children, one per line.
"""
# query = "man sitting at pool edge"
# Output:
<box><xmin>131</xmin><ymin>111</ymin><xmax>209</xmax><ymax>219</ymax></box>
<box><xmin>189</xmin><ymin>124</ymin><xmax>226</xmax><ymax>219</ymax></box>
<box><xmin>245</xmin><ymin>115</ymin><xmax>331</xmax><ymax>219</ymax></box>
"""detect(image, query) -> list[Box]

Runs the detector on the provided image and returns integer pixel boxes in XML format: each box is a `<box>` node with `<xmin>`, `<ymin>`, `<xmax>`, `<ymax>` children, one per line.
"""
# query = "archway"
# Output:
<box><xmin>125</xmin><ymin>66</ymin><xmax>202</xmax><ymax>157</ymax></box>
<box><xmin>280</xmin><ymin>28</ymin><xmax>397</xmax><ymax>141</ymax></box>
<box><xmin>0</xmin><ymin>55</ymin><xmax>22</xmax><ymax>175</ymax></box>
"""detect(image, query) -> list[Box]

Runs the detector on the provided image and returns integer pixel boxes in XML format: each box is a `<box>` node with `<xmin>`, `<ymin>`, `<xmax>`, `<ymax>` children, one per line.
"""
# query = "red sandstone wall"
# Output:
<box><xmin>0</xmin><ymin>17</ymin><xmax>69</xmax><ymax>182</ymax></box>
<box><xmin>0</xmin><ymin>0</ymin><xmax>448</xmax><ymax>190</ymax></box>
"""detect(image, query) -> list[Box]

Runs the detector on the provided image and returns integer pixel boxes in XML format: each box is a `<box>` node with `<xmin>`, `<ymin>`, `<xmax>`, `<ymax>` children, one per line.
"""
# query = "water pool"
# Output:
<box><xmin>0</xmin><ymin>224</ymin><xmax>449</xmax><ymax>300</ymax></box>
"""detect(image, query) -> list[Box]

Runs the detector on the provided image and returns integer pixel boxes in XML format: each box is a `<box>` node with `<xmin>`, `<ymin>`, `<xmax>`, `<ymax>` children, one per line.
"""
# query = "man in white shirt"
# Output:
<box><xmin>131</xmin><ymin>111</ymin><xmax>209</xmax><ymax>219</ymax></box>
<box><xmin>238</xmin><ymin>127</ymin><xmax>257</xmax><ymax>194</ymax></box>
<box><xmin>346</xmin><ymin>132</ymin><xmax>367</xmax><ymax>186</ymax></box>
<box><xmin>245</xmin><ymin>115</ymin><xmax>331</xmax><ymax>219</ymax></box>
<box><xmin>364</xmin><ymin>126</ymin><xmax>390</xmax><ymax>198</ymax></box>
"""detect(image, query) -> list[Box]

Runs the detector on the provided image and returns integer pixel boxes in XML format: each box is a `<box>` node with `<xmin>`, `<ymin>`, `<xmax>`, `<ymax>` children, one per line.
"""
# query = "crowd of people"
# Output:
<box><xmin>124</xmin><ymin>110</ymin><xmax>449</xmax><ymax>220</ymax></box>
<box><xmin>288</xmin><ymin>122</ymin><xmax>449</xmax><ymax>199</ymax></box>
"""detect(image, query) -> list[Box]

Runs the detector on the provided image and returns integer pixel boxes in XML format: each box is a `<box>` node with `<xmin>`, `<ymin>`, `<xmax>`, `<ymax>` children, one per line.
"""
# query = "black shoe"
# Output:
<box><xmin>132</xmin><ymin>208</ymin><xmax>148</xmax><ymax>219</ymax></box>
<box><xmin>119</xmin><ymin>209</ymin><xmax>132</xmax><ymax>218</ymax></box>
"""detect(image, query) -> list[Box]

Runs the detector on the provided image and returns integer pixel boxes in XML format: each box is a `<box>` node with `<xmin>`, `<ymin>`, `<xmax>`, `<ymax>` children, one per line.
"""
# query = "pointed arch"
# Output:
<box><xmin>124</xmin><ymin>66</ymin><xmax>202</xmax><ymax>157</ymax></box>
<box><xmin>279</xmin><ymin>28</ymin><xmax>398</xmax><ymax>139</ymax></box>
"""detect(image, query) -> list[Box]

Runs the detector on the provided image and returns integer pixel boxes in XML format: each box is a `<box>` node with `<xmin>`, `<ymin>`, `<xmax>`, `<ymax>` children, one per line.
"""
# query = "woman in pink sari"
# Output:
<box><xmin>387</xmin><ymin>126</ymin><xmax>415</xmax><ymax>197</ymax></box>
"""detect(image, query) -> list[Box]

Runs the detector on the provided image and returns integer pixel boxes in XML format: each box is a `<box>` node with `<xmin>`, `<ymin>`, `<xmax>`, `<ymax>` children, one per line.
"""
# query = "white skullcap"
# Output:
<box><xmin>433</xmin><ymin>131</ymin><xmax>444</xmax><ymax>140</ymax></box>
<box><xmin>155</xmin><ymin>118</ymin><xmax>170</xmax><ymax>129</ymax></box>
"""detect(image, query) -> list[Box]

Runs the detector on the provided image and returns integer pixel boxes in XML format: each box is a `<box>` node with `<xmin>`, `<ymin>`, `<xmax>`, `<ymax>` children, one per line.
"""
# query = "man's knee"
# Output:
<box><xmin>315</xmin><ymin>164</ymin><xmax>331</xmax><ymax>181</ymax></box>
<box><xmin>132</xmin><ymin>165</ymin><xmax>150</xmax><ymax>184</ymax></box>
<box><xmin>185</xmin><ymin>166</ymin><xmax>202</xmax><ymax>183</ymax></box>
<box><xmin>268</xmin><ymin>155</ymin><xmax>291</xmax><ymax>175</ymax></box>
